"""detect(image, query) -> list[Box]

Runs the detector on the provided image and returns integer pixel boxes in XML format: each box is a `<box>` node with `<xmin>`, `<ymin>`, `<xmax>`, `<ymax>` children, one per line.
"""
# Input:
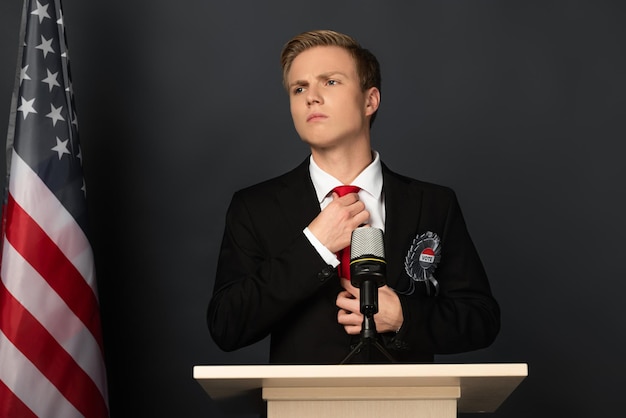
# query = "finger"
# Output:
<box><xmin>336</xmin><ymin>295</ymin><xmax>360</xmax><ymax>313</ymax></box>
<box><xmin>337</xmin><ymin>309</ymin><xmax>347</xmax><ymax>322</ymax></box>
<box><xmin>347</xmin><ymin>200</ymin><xmax>366</xmax><ymax>215</ymax></box>
<box><xmin>336</xmin><ymin>290</ymin><xmax>355</xmax><ymax>300</ymax></box>
<box><xmin>337</xmin><ymin>310</ymin><xmax>357</xmax><ymax>328</ymax></box>
<box><xmin>345</xmin><ymin>325</ymin><xmax>362</xmax><ymax>335</ymax></box>
<box><xmin>341</xmin><ymin>280</ymin><xmax>359</xmax><ymax>294</ymax></box>
<box><xmin>337</xmin><ymin>309</ymin><xmax>352</xmax><ymax>324</ymax></box>
<box><xmin>332</xmin><ymin>192</ymin><xmax>359</xmax><ymax>204</ymax></box>
<box><xmin>337</xmin><ymin>290</ymin><xmax>359</xmax><ymax>305</ymax></box>
<box><xmin>337</xmin><ymin>309</ymin><xmax>362</xmax><ymax>327</ymax></box>
<box><xmin>342</xmin><ymin>320</ymin><xmax>363</xmax><ymax>335</ymax></box>
<box><xmin>351</xmin><ymin>209</ymin><xmax>370</xmax><ymax>228</ymax></box>
<box><xmin>341</xmin><ymin>281</ymin><xmax>361</xmax><ymax>301</ymax></box>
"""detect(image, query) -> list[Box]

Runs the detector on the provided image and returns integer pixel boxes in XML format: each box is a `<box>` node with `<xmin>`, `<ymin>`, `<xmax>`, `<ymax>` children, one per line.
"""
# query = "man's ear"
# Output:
<box><xmin>364</xmin><ymin>87</ymin><xmax>381</xmax><ymax>117</ymax></box>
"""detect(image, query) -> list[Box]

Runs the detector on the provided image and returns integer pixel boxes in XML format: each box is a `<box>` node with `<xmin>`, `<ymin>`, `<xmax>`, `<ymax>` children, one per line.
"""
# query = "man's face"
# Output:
<box><xmin>286</xmin><ymin>46</ymin><xmax>378</xmax><ymax>150</ymax></box>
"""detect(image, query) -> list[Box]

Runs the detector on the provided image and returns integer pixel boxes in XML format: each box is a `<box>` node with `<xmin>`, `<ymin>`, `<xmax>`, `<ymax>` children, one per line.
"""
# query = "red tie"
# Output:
<box><xmin>332</xmin><ymin>185</ymin><xmax>361</xmax><ymax>280</ymax></box>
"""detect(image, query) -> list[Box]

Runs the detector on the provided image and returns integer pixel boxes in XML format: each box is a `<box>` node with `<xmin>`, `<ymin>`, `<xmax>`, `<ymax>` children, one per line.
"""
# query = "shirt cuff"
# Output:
<box><xmin>303</xmin><ymin>227</ymin><xmax>340</xmax><ymax>267</ymax></box>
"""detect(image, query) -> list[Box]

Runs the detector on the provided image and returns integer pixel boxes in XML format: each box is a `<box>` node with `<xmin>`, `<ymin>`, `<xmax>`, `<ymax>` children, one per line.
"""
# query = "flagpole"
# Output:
<box><xmin>4</xmin><ymin>0</ymin><xmax>29</xmax><ymax>196</ymax></box>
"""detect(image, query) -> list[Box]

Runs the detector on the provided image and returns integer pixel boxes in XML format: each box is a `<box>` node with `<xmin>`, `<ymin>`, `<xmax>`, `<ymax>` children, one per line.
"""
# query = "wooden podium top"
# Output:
<box><xmin>194</xmin><ymin>363</ymin><xmax>527</xmax><ymax>414</ymax></box>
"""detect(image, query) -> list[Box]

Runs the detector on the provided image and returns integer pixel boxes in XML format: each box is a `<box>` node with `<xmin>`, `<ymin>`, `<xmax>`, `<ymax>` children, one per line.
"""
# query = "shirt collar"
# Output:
<box><xmin>309</xmin><ymin>151</ymin><xmax>383</xmax><ymax>203</ymax></box>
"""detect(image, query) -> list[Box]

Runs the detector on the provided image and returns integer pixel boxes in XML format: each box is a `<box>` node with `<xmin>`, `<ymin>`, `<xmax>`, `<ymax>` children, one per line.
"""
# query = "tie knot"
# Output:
<box><xmin>333</xmin><ymin>185</ymin><xmax>360</xmax><ymax>197</ymax></box>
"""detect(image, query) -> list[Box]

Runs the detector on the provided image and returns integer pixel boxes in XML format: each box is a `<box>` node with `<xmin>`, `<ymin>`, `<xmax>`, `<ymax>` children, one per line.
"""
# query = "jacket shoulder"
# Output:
<box><xmin>382</xmin><ymin>162</ymin><xmax>457</xmax><ymax>201</ymax></box>
<box><xmin>233</xmin><ymin>158</ymin><xmax>311</xmax><ymax>199</ymax></box>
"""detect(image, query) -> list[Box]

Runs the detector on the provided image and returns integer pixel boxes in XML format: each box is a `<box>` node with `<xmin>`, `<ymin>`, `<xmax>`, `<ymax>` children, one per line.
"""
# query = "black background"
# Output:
<box><xmin>1</xmin><ymin>1</ymin><xmax>625</xmax><ymax>417</ymax></box>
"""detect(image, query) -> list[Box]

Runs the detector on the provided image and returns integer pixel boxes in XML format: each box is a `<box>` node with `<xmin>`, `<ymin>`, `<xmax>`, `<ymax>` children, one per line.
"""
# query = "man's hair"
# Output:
<box><xmin>280</xmin><ymin>30</ymin><xmax>382</xmax><ymax>106</ymax></box>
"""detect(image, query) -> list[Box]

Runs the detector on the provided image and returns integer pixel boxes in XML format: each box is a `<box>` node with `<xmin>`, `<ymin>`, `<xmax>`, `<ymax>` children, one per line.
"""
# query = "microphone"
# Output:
<box><xmin>350</xmin><ymin>227</ymin><xmax>386</xmax><ymax>315</ymax></box>
<box><xmin>341</xmin><ymin>226</ymin><xmax>397</xmax><ymax>364</ymax></box>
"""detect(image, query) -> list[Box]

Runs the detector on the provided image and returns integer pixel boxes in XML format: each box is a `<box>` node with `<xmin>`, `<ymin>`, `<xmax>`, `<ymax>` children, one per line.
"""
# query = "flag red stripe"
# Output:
<box><xmin>0</xmin><ymin>279</ymin><xmax>108</xmax><ymax>418</ymax></box>
<box><xmin>0</xmin><ymin>379</ymin><xmax>38</xmax><ymax>418</ymax></box>
<box><xmin>4</xmin><ymin>193</ymin><xmax>104</xmax><ymax>351</ymax></box>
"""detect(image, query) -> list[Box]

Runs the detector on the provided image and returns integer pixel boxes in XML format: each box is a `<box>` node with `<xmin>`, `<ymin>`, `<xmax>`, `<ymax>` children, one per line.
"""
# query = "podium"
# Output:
<box><xmin>194</xmin><ymin>363</ymin><xmax>527</xmax><ymax>418</ymax></box>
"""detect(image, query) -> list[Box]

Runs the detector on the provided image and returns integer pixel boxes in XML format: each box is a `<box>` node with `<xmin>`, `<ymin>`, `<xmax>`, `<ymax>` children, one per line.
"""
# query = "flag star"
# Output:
<box><xmin>60</xmin><ymin>45</ymin><xmax>71</xmax><ymax>60</ymax></box>
<box><xmin>57</xmin><ymin>8</ymin><xmax>64</xmax><ymax>27</ymax></box>
<box><xmin>31</xmin><ymin>1</ymin><xmax>51</xmax><ymax>24</ymax></box>
<box><xmin>81</xmin><ymin>179</ymin><xmax>87</xmax><ymax>197</ymax></box>
<box><xmin>46</xmin><ymin>104</ymin><xmax>65</xmax><ymax>126</ymax></box>
<box><xmin>77</xmin><ymin>145</ymin><xmax>83</xmax><ymax>164</ymax></box>
<box><xmin>20</xmin><ymin>65</ymin><xmax>31</xmax><ymax>85</ymax></box>
<box><xmin>71</xmin><ymin>111</ymin><xmax>79</xmax><ymax>128</ymax></box>
<box><xmin>51</xmin><ymin>137</ymin><xmax>71</xmax><ymax>159</ymax></box>
<box><xmin>36</xmin><ymin>35</ymin><xmax>55</xmax><ymax>58</ymax></box>
<box><xmin>42</xmin><ymin>69</ymin><xmax>61</xmax><ymax>91</ymax></box>
<box><xmin>17</xmin><ymin>97</ymin><xmax>37</xmax><ymax>119</ymax></box>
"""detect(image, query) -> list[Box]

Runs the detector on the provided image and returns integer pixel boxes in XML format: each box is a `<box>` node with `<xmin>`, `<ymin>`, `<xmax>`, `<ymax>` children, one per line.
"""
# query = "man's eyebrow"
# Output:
<box><xmin>318</xmin><ymin>71</ymin><xmax>348</xmax><ymax>79</ymax></box>
<box><xmin>288</xmin><ymin>79</ymin><xmax>309</xmax><ymax>89</ymax></box>
<box><xmin>288</xmin><ymin>71</ymin><xmax>350</xmax><ymax>88</ymax></box>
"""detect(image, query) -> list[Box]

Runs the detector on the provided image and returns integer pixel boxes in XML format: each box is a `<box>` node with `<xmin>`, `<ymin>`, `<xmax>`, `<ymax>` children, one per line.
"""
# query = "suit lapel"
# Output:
<box><xmin>276</xmin><ymin>158</ymin><xmax>321</xmax><ymax>233</ymax></box>
<box><xmin>382</xmin><ymin>165</ymin><xmax>424</xmax><ymax>290</ymax></box>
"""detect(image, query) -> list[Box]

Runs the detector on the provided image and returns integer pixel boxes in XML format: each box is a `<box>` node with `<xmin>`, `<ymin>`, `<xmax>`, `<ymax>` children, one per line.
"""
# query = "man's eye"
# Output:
<box><xmin>293</xmin><ymin>87</ymin><xmax>304</xmax><ymax>94</ymax></box>
<box><xmin>327</xmin><ymin>80</ymin><xmax>337</xmax><ymax>86</ymax></box>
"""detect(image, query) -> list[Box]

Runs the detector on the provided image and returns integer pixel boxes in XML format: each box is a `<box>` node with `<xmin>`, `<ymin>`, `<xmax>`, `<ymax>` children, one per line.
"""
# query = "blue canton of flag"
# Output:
<box><xmin>14</xmin><ymin>0</ymin><xmax>86</xmax><ymax>226</ymax></box>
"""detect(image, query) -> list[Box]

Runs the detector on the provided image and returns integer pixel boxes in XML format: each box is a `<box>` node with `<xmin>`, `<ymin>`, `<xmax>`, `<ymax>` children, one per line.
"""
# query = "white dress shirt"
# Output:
<box><xmin>303</xmin><ymin>151</ymin><xmax>386</xmax><ymax>267</ymax></box>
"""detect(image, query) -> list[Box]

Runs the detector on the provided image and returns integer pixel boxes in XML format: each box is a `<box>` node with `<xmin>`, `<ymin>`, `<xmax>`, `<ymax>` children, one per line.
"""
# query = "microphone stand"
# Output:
<box><xmin>340</xmin><ymin>279</ymin><xmax>396</xmax><ymax>364</ymax></box>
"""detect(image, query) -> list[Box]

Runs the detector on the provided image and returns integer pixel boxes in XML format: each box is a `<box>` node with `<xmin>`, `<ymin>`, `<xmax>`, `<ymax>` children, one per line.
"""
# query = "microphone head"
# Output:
<box><xmin>350</xmin><ymin>227</ymin><xmax>386</xmax><ymax>290</ymax></box>
<box><xmin>350</xmin><ymin>227</ymin><xmax>385</xmax><ymax>260</ymax></box>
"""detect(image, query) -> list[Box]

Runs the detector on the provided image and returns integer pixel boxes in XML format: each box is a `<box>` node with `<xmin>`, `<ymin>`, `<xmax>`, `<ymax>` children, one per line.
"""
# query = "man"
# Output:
<box><xmin>207</xmin><ymin>30</ymin><xmax>500</xmax><ymax>364</ymax></box>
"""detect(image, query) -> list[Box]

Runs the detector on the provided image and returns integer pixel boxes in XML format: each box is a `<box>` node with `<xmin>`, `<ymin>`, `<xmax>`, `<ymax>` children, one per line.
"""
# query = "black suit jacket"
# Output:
<box><xmin>208</xmin><ymin>158</ymin><xmax>500</xmax><ymax>364</ymax></box>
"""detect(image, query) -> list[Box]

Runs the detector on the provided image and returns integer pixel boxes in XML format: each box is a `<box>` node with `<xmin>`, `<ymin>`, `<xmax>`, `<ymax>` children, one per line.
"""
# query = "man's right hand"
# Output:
<box><xmin>307</xmin><ymin>191</ymin><xmax>370</xmax><ymax>254</ymax></box>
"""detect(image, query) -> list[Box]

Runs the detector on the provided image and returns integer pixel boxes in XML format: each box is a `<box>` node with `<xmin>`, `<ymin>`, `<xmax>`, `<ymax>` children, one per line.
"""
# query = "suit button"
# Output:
<box><xmin>318</xmin><ymin>267</ymin><xmax>333</xmax><ymax>282</ymax></box>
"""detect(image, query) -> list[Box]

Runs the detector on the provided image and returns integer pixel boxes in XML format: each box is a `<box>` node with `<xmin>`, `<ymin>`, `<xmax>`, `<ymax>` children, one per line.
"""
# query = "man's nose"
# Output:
<box><xmin>306</xmin><ymin>86</ymin><xmax>322</xmax><ymax>105</ymax></box>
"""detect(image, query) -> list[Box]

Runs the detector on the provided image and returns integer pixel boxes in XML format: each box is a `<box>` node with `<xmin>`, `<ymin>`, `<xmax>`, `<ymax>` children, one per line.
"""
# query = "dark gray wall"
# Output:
<box><xmin>1</xmin><ymin>0</ymin><xmax>625</xmax><ymax>417</ymax></box>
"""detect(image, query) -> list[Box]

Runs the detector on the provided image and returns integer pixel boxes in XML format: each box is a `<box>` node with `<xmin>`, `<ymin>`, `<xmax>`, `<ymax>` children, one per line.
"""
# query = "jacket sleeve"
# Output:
<box><xmin>207</xmin><ymin>190</ymin><xmax>334</xmax><ymax>352</ymax></box>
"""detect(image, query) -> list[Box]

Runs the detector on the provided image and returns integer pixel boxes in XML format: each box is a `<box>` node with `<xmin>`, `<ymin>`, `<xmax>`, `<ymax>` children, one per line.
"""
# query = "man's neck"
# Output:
<box><xmin>310</xmin><ymin>143</ymin><xmax>373</xmax><ymax>184</ymax></box>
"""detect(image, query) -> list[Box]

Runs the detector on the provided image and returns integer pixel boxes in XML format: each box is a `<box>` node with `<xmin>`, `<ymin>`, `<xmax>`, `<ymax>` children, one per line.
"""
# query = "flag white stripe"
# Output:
<box><xmin>1</xmin><ymin>242</ymin><xmax>107</xmax><ymax>397</ymax></box>
<box><xmin>8</xmin><ymin>150</ymin><xmax>96</xmax><ymax>292</ymax></box>
<box><xmin>0</xmin><ymin>330</ymin><xmax>83</xmax><ymax>418</ymax></box>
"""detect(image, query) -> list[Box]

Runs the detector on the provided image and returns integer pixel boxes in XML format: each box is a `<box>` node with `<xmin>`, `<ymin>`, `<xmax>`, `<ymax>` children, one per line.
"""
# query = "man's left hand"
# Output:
<box><xmin>336</xmin><ymin>279</ymin><xmax>404</xmax><ymax>334</ymax></box>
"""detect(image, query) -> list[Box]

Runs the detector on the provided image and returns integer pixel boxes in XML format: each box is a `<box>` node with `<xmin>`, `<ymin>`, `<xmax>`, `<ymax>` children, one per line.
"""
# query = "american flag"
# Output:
<box><xmin>0</xmin><ymin>1</ymin><xmax>109</xmax><ymax>416</ymax></box>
